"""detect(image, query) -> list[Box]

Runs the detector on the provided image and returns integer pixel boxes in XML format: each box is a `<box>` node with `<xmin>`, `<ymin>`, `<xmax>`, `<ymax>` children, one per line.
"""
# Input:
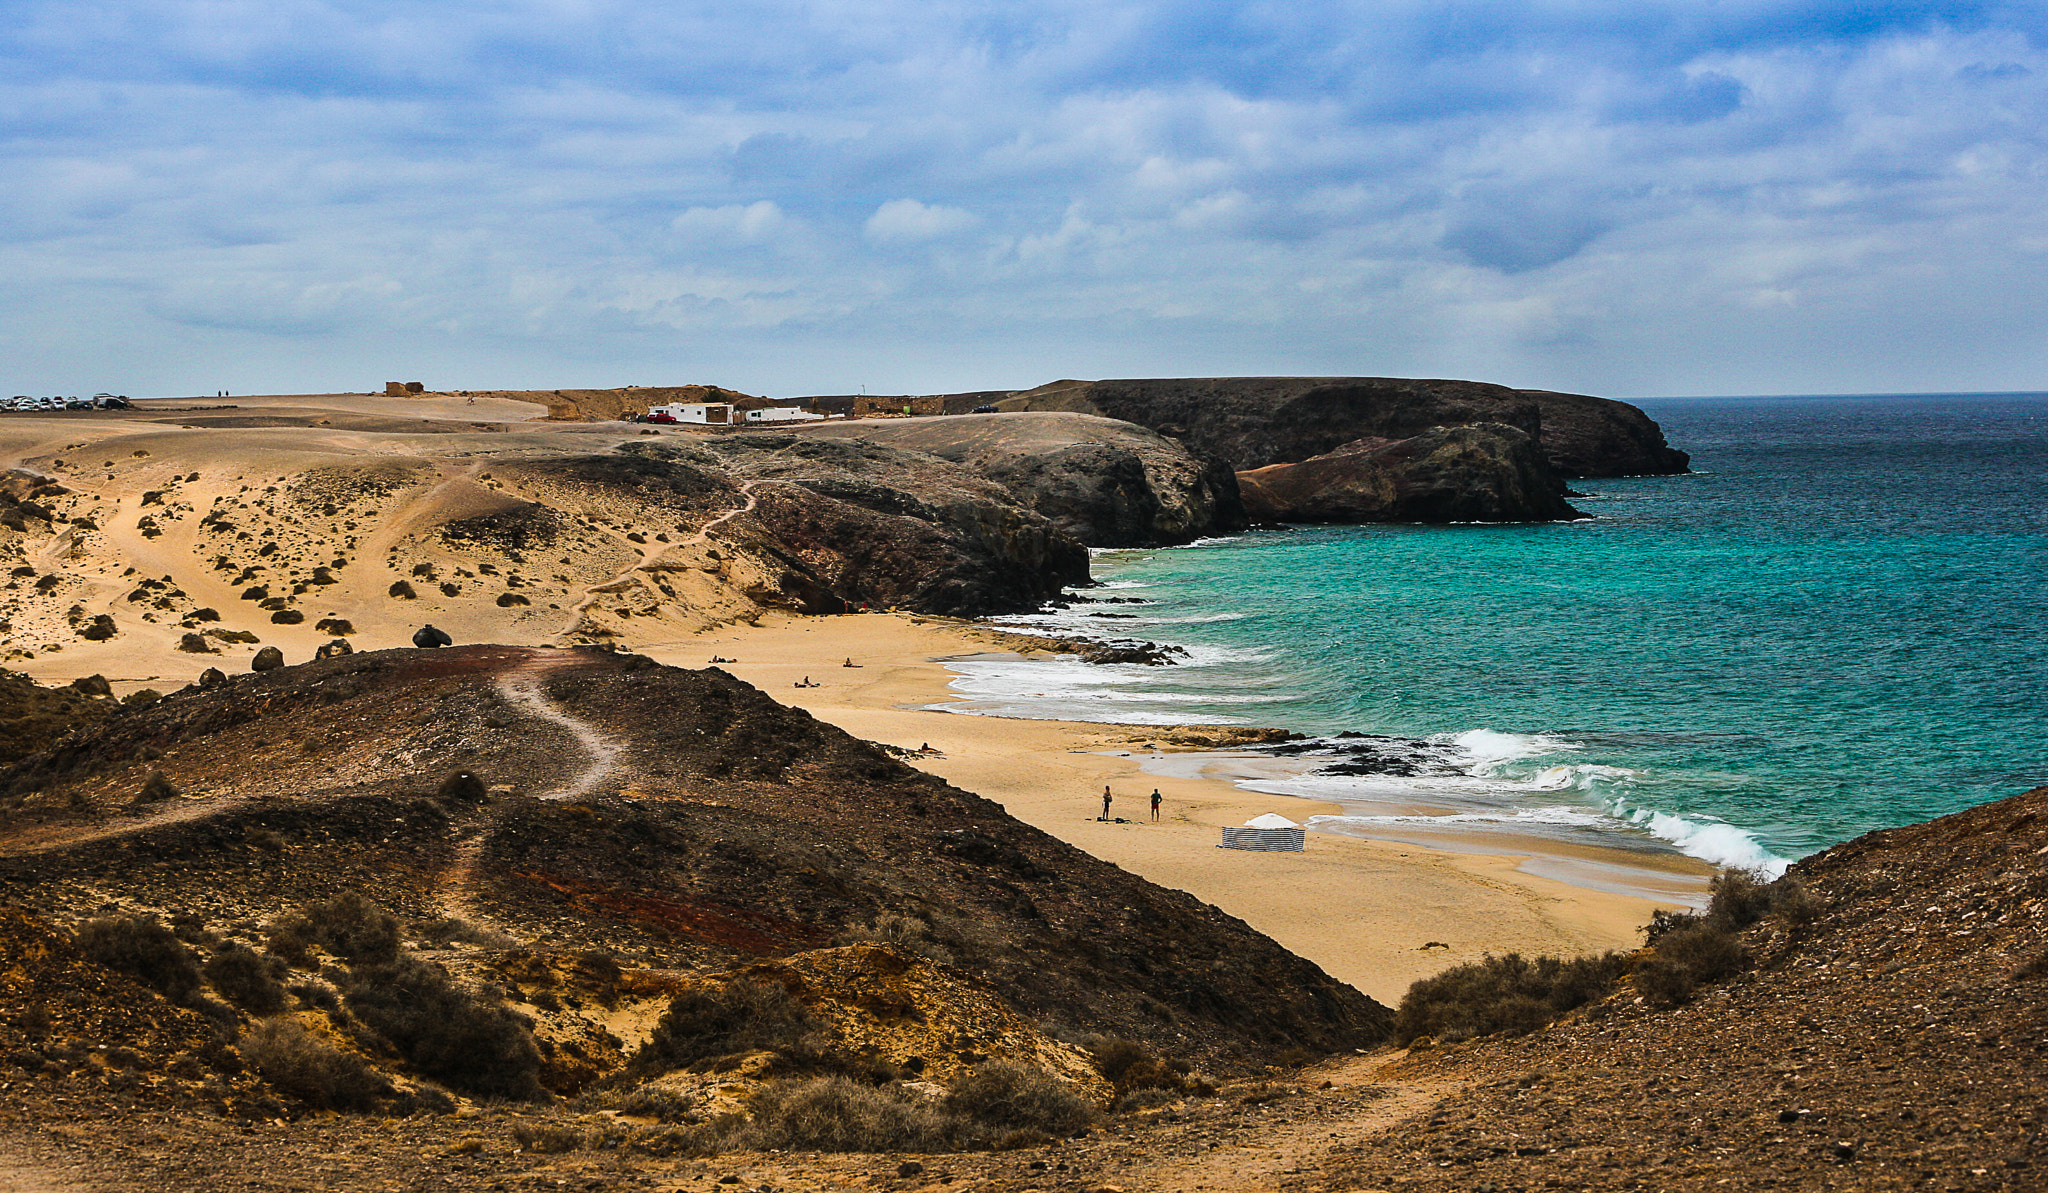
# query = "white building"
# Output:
<box><xmin>743</xmin><ymin>406</ymin><xmax>825</xmax><ymax>423</ymax></box>
<box><xmin>648</xmin><ymin>402</ymin><xmax>733</xmax><ymax>424</ymax></box>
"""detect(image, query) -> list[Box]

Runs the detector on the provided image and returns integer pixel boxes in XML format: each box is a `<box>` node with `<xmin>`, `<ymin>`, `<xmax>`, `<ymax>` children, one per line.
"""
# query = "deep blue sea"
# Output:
<box><xmin>940</xmin><ymin>393</ymin><xmax>2048</xmax><ymax>877</ymax></box>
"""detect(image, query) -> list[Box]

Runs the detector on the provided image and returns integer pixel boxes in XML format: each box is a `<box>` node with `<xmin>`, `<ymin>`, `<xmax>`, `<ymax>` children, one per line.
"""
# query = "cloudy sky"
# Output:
<box><xmin>4</xmin><ymin>1</ymin><xmax>2045</xmax><ymax>398</ymax></box>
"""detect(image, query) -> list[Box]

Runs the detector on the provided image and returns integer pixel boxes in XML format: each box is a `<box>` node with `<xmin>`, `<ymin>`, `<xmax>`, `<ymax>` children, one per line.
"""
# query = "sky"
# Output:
<box><xmin>3</xmin><ymin>1</ymin><xmax>2046</xmax><ymax>399</ymax></box>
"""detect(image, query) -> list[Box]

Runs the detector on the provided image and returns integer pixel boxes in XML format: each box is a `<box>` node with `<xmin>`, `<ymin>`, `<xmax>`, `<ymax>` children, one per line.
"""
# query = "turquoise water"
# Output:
<box><xmin>944</xmin><ymin>393</ymin><xmax>2048</xmax><ymax>874</ymax></box>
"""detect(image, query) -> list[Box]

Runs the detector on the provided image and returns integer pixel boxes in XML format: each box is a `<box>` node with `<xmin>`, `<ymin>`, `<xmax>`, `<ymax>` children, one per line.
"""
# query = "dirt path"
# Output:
<box><xmin>0</xmin><ymin>1154</ymin><xmax>100</xmax><ymax>1193</ymax></box>
<box><xmin>1132</xmin><ymin>1052</ymin><xmax>1455</xmax><ymax>1192</ymax></box>
<box><xmin>553</xmin><ymin>480</ymin><xmax>766</xmax><ymax>641</ymax></box>
<box><xmin>435</xmin><ymin>651</ymin><xmax>626</xmax><ymax>923</ymax></box>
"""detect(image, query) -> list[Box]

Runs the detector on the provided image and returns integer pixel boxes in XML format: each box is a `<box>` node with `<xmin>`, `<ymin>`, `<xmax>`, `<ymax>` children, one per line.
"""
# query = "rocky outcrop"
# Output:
<box><xmin>996</xmin><ymin>377</ymin><xmax>1688</xmax><ymax>479</ymax></box>
<box><xmin>795</xmin><ymin>412</ymin><xmax>1246</xmax><ymax>547</ymax></box>
<box><xmin>1516</xmin><ymin>389</ymin><xmax>1691</xmax><ymax>476</ymax></box>
<box><xmin>1235</xmin><ymin>424</ymin><xmax>1583</xmax><ymax>523</ymax></box>
<box><xmin>691</xmin><ymin>435</ymin><xmax>1091</xmax><ymax>615</ymax></box>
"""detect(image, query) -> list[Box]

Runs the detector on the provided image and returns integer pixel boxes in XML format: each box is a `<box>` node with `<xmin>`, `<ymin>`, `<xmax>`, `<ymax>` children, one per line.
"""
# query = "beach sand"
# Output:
<box><xmin>631</xmin><ymin>612</ymin><xmax>1713</xmax><ymax>1006</ymax></box>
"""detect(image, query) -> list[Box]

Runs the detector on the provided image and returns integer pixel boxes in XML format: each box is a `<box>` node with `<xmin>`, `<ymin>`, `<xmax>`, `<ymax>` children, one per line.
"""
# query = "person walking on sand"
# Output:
<box><xmin>1150</xmin><ymin>788</ymin><xmax>1162</xmax><ymax>822</ymax></box>
<box><xmin>1101</xmin><ymin>785</ymin><xmax>1113</xmax><ymax>821</ymax></box>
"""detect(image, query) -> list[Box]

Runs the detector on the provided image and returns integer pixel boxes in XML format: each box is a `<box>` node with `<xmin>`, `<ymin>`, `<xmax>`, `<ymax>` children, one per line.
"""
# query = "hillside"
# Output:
<box><xmin>0</xmin><ymin>398</ymin><xmax>1089</xmax><ymax>689</ymax></box>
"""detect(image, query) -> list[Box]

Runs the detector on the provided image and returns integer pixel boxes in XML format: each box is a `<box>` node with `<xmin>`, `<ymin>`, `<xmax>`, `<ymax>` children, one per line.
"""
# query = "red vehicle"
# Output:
<box><xmin>643</xmin><ymin>412</ymin><xmax>678</xmax><ymax>424</ymax></box>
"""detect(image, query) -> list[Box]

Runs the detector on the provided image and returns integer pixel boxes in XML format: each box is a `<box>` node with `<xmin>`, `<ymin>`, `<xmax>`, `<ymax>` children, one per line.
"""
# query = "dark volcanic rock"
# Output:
<box><xmin>795</xmin><ymin>412</ymin><xmax>1247</xmax><ymax>547</ymax></box>
<box><xmin>691</xmin><ymin>436</ymin><xmax>1090</xmax><ymax>615</ymax></box>
<box><xmin>1235</xmin><ymin>424</ymin><xmax>1582</xmax><ymax>523</ymax></box>
<box><xmin>1001</xmin><ymin>377</ymin><xmax>1687</xmax><ymax>478</ymax></box>
<box><xmin>1517</xmin><ymin>389</ymin><xmax>1691</xmax><ymax>476</ymax></box>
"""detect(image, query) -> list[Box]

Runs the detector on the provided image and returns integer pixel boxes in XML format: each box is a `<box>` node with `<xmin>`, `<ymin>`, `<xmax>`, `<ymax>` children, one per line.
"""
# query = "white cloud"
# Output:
<box><xmin>864</xmin><ymin>199</ymin><xmax>980</xmax><ymax>244</ymax></box>
<box><xmin>2</xmin><ymin>4</ymin><xmax>2048</xmax><ymax>396</ymax></box>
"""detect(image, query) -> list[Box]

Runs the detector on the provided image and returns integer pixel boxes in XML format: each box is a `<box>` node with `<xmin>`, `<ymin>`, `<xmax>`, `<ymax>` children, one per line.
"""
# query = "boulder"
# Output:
<box><xmin>176</xmin><ymin>632</ymin><xmax>219</xmax><ymax>654</ymax></box>
<box><xmin>314</xmin><ymin>638</ymin><xmax>353</xmax><ymax>659</ymax></box>
<box><xmin>1235</xmin><ymin>424</ymin><xmax>1583</xmax><ymax>524</ymax></box>
<box><xmin>197</xmin><ymin>667</ymin><xmax>227</xmax><ymax>688</ymax></box>
<box><xmin>250</xmin><ymin>646</ymin><xmax>285</xmax><ymax>672</ymax></box>
<box><xmin>69</xmin><ymin>674</ymin><xmax>113</xmax><ymax>697</ymax></box>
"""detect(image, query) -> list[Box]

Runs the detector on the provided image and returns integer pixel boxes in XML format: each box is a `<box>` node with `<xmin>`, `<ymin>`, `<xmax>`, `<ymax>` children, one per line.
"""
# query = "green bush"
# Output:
<box><xmin>241</xmin><ymin>1018</ymin><xmax>391</xmax><ymax>1112</ymax></box>
<box><xmin>638</xmin><ymin>978</ymin><xmax>821</xmax><ymax>1073</ymax></box>
<box><xmin>942</xmin><ymin>1062</ymin><xmax>1094</xmax><ymax>1136</ymax></box>
<box><xmin>205</xmin><ymin>942</ymin><xmax>288</xmax><ymax>1013</ymax></box>
<box><xmin>342</xmin><ymin>957</ymin><xmax>545</xmax><ymax>1101</ymax></box>
<box><xmin>74</xmin><ymin>915</ymin><xmax>203</xmax><ymax>1004</ymax></box>
<box><xmin>745</xmin><ymin>1076</ymin><xmax>952</xmax><ymax>1152</ymax></box>
<box><xmin>1393</xmin><ymin>952</ymin><xmax>1631</xmax><ymax>1044</ymax></box>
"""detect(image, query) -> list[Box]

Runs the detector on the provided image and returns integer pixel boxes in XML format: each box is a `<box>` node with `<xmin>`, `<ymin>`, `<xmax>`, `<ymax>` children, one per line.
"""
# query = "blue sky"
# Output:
<box><xmin>3</xmin><ymin>1</ymin><xmax>2044</xmax><ymax>398</ymax></box>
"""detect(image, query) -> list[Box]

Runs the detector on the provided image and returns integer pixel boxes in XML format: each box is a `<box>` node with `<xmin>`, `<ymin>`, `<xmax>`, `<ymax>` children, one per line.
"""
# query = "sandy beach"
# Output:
<box><xmin>628</xmin><ymin>612</ymin><xmax>1712</xmax><ymax>1005</ymax></box>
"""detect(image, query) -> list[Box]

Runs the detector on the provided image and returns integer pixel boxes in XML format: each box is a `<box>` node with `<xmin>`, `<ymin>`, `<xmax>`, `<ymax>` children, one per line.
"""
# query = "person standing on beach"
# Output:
<box><xmin>1101</xmin><ymin>785</ymin><xmax>1113</xmax><ymax>820</ymax></box>
<box><xmin>1150</xmin><ymin>788</ymin><xmax>1162</xmax><ymax>822</ymax></box>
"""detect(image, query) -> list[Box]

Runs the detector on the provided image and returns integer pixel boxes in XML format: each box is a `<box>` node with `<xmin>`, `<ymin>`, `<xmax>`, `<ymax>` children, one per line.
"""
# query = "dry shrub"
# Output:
<box><xmin>941</xmin><ymin>1062</ymin><xmax>1094</xmax><ymax>1137</ymax></box>
<box><xmin>1393</xmin><ymin>952</ymin><xmax>1631</xmax><ymax>1045</ymax></box>
<box><xmin>135</xmin><ymin>770</ymin><xmax>178</xmax><ymax>804</ymax></box>
<box><xmin>1656</xmin><ymin>924</ymin><xmax>1746</xmax><ymax>983</ymax></box>
<box><xmin>242</xmin><ymin>1018</ymin><xmax>391</xmax><ymax>1111</ymax></box>
<box><xmin>205</xmin><ymin>942</ymin><xmax>288</xmax><ymax>1013</ymax></box>
<box><xmin>511</xmin><ymin>1122</ymin><xmax>587</xmax><ymax>1153</ymax></box>
<box><xmin>638</xmin><ymin>978</ymin><xmax>821</xmax><ymax>1073</ymax></box>
<box><xmin>611</xmin><ymin>1085</ymin><xmax>700</xmax><ymax>1123</ymax></box>
<box><xmin>437</xmin><ymin>770</ymin><xmax>487</xmax><ymax>802</ymax></box>
<box><xmin>746</xmin><ymin>1076</ymin><xmax>953</xmax><ymax>1153</ymax></box>
<box><xmin>342</xmin><ymin>957</ymin><xmax>546</xmax><ymax>1101</ymax></box>
<box><xmin>1631</xmin><ymin>957</ymin><xmax>1696</xmax><ymax>1007</ymax></box>
<box><xmin>274</xmin><ymin>893</ymin><xmax>401</xmax><ymax>965</ymax></box>
<box><xmin>73</xmin><ymin>915</ymin><xmax>203</xmax><ymax>1005</ymax></box>
<box><xmin>1085</xmin><ymin>1038</ymin><xmax>1188</xmax><ymax>1096</ymax></box>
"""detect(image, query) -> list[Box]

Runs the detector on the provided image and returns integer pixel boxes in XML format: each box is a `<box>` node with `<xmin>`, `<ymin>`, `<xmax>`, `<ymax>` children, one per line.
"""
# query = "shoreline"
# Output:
<box><xmin>630</xmin><ymin>612</ymin><xmax>1714</xmax><ymax>1004</ymax></box>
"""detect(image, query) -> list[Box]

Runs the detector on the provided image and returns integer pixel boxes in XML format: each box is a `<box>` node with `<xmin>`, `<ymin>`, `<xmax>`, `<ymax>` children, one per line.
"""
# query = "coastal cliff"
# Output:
<box><xmin>1236</xmin><ymin>423</ymin><xmax>1582</xmax><ymax>524</ymax></box>
<box><xmin>790</xmin><ymin>411</ymin><xmax>1247</xmax><ymax>547</ymax></box>
<box><xmin>996</xmin><ymin>375</ymin><xmax>1689</xmax><ymax>479</ymax></box>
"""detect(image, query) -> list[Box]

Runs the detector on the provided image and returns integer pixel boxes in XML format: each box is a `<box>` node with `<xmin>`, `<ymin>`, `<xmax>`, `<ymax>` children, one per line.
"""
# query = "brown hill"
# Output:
<box><xmin>0</xmin><ymin>646</ymin><xmax>1389</xmax><ymax>1080</ymax></box>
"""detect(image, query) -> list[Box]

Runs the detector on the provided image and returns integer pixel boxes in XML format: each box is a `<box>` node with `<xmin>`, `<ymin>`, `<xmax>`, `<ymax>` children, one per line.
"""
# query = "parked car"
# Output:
<box><xmin>971</xmin><ymin>404</ymin><xmax>999</xmax><ymax>413</ymax></box>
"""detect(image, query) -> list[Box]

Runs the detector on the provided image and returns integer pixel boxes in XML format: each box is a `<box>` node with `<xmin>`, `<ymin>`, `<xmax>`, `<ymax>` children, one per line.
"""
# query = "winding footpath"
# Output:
<box><xmin>436</xmin><ymin>649</ymin><xmax>628</xmax><ymax>924</ymax></box>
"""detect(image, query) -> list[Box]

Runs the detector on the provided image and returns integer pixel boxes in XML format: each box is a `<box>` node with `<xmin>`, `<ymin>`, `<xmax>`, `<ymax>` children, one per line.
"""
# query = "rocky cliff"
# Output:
<box><xmin>792</xmin><ymin>412</ymin><xmax>1246</xmax><ymax>547</ymax></box>
<box><xmin>997</xmin><ymin>376</ymin><xmax>1688</xmax><ymax>479</ymax></box>
<box><xmin>1236</xmin><ymin>423</ymin><xmax>1583</xmax><ymax>524</ymax></box>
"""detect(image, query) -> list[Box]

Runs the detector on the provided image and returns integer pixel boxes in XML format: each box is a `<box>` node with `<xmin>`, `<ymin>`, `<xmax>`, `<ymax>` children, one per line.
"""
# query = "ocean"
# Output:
<box><xmin>935</xmin><ymin>393</ymin><xmax>2048</xmax><ymax>881</ymax></box>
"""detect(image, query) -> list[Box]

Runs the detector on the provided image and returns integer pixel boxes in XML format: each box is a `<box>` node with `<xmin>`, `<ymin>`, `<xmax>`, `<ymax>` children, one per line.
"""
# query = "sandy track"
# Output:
<box><xmin>553</xmin><ymin>479</ymin><xmax>767</xmax><ymax>642</ymax></box>
<box><xmin>436</xmin><ymin>649</ymin><xmax>626</xmax><ymax>923</ymax></box>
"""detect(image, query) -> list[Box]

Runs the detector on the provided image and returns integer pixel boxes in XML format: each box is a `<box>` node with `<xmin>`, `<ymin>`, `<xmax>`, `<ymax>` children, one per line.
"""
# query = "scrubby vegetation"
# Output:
<box><xmin>73</xmin><ymin>914</ymin><xmax>204</xmax><ymax>1005</ymax></box>
<box><xmin>637</xmin><ymin>978</ymin><xmax>823</xmax><ymax>1073</ymax></box>
<box><xmin>340</xmin><ymin>956</ymin><xmax>546</xmax><ymax>1101</ymax></box>
<box><xmin>268</xmin><ymin>892</ymin><xmax>401</xmax><ymax>966</ymax></box>
<box><xmin>1394</xmin><ymin>869</ymin><xmax>1830</xmax><ymax>1042</ymax></box>
<box><xmin>240</xmin><ymin>1018</ymin><xmax>392</xmax><ymax>1111</ymax></box>
<box><xmin>1394</xmin><ymin>952</ymin><xmax>1631</xmax><ymax>1044</ymax></box>
<box><xmin>204</xmin><ymin>942</ymin><xmax>288</xmax><ymax>1013</ymax></box>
